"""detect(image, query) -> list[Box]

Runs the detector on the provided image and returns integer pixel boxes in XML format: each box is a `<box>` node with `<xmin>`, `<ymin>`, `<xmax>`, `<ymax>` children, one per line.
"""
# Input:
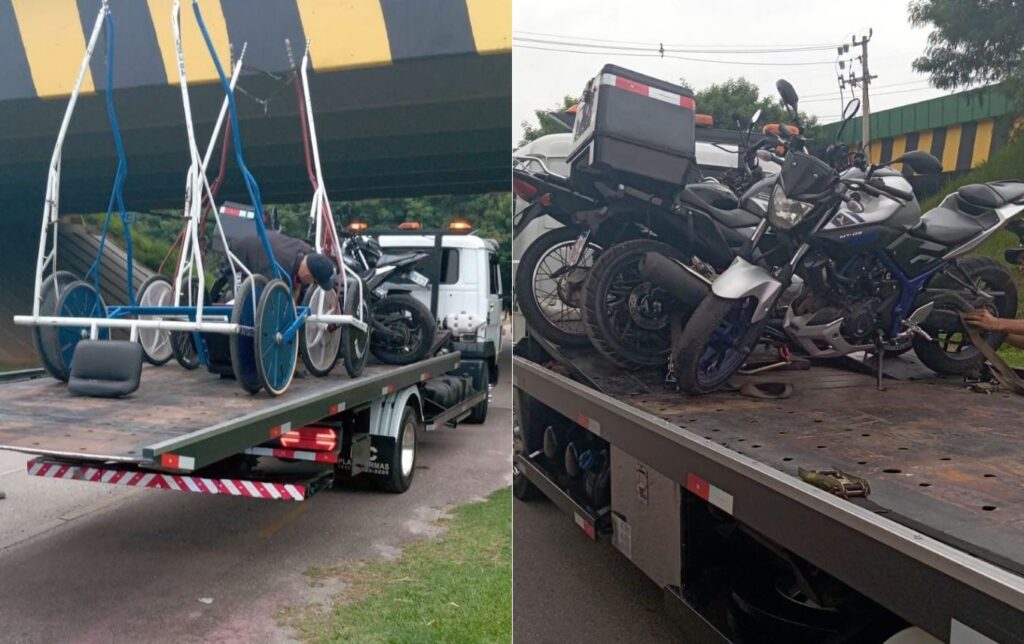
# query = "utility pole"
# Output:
<box><xmin>838</xmin><ymin>29</ymin><xmax>876</xmax><ymax>156</ymax></box>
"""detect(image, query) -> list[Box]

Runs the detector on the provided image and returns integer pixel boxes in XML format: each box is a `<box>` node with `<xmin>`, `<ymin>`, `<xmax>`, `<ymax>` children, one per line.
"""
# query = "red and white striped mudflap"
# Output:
<box><xmin>26</xmin><ymin>458</ymin><xmax>308</xmax><ymax>501</ymax></box>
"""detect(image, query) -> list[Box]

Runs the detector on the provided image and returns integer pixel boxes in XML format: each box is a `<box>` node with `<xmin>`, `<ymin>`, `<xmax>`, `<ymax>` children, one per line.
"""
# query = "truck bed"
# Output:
<box><xmin>513</xmin><ymin>343</ymin><xmax>1024</xmax><ymax>638</ymax></box>
<box><xmin>0</xmin><ymin>353</ymin><xmax>460</xmax><ymax>472</ymax></box>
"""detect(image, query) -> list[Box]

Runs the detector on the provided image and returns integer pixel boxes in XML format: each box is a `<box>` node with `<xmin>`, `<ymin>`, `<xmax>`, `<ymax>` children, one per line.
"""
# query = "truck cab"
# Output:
<box><xmin>376</xmin><ymin>232</ymin><xmax>504</xmax><ymax>383</ymax></box>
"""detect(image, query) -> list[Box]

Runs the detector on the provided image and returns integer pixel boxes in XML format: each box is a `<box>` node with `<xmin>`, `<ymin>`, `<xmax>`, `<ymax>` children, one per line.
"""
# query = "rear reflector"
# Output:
<box><xmin>600</xmin><ymin>73</ymin><xmax>695</xmax><ymax>111</ymax></box>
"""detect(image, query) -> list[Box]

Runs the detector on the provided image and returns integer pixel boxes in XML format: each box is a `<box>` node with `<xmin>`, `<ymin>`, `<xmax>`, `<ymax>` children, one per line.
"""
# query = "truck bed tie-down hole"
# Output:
<box><xmin>882</xmin><ymin>468</ymin><xmax>902</xmax><ymax>474</ymax></box>
<box><xmin>984</xmin><ymin>473</ymin><xmax>997</xmax><ymax>478</ymax></box>
<box><xmin>919</xmin><ymin>482</ymin><xmax>932</xmax><ymax>487</ymax></box>
<box><xmin>983</xmin><ymin>505</ymin><xmax>997</xmax><ymax>511</ymax></box>
<box><xmin>782</xmin><ymin>457</ymin><xmax>793</xmax><ymax>462</ymax></box>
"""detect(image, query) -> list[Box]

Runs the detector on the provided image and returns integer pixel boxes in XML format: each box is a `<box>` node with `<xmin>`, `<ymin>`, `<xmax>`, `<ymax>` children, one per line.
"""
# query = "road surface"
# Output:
<box><xmin>0</xmin><ymin>347</ymin><xmax>511</xmax><ymax>644</ymax></box>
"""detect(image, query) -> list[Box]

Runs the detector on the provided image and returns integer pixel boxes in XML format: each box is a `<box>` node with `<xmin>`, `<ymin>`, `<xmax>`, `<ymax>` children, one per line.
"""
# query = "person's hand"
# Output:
<box><xmin>963</xmin><ymin>309</ymin><xmax>1003</xmax><ymax>332</ymax></box>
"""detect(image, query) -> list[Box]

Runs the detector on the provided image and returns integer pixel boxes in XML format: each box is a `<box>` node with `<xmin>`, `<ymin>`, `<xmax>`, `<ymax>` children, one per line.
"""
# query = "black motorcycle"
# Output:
<box><xmin>342</xmin><ymin>234</ymin><xmax>437</xmax><ymax>365</ymax></box>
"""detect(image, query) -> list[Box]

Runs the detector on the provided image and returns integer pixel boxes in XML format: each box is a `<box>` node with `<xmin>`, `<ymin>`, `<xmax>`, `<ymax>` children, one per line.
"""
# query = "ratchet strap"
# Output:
<box><xmin>962</xmin><ymin>317</ymin><xmax>1024</xmax><ymax>395</ymax></box>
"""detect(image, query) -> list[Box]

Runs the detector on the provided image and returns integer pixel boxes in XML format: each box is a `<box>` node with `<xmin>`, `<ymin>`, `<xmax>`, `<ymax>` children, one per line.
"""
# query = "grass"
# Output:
<box><xmin>920</xmin><ymin>138</ymin><xmax>1024</xmax><ymax>366</ymax></box>
<box><xmin>281</xmin><ymin>487</ymin><xmax>512</xmax><ymax>643</ymax></box>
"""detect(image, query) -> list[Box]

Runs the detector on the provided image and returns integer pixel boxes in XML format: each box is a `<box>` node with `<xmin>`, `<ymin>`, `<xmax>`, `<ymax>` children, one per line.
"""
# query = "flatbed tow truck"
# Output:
<box><xmin>0</xmin><ymin>349</ymin><xmax>486</xmax><ymax>501</ymax></box>
<box><xmin>513</xmin><ymin>332</ymin><xmax>1024</xmax><ymax>643</ymax></box>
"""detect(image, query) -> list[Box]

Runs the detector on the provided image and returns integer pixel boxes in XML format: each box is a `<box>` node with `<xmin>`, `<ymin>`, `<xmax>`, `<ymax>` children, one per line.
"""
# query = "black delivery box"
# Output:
<box><xmin>568</xmin><ymin>64</ymin><xmax>696</xmax><ymax>199</ymax></box>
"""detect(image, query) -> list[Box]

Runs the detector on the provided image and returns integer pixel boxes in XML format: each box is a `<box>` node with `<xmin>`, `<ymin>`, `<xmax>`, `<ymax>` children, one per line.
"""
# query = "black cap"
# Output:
<box><xmin>305</xmin><ymin>253</ymin><xmax>336</xmax><ymax>291</ymax></box>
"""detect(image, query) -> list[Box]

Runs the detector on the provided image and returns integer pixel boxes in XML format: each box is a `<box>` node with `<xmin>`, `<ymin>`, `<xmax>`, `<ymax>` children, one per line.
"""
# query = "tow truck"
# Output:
<box><xmin>513</xmin><ymin>331</ymin><xmax>1024</xmax><ymax>643</ymax></box>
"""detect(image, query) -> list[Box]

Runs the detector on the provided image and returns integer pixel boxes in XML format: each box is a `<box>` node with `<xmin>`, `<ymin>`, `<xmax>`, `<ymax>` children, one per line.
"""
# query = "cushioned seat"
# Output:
<box><xmin>958</xmin><ymin>181</ymin><xmax>1024</xmax><ymax>209</ymax></box>
<box><xmin>68</xmin><ymin>340</ymin><xmax>143</xmax><ymax>398</ymax></box>
<box><xmin>679</xmin><ymin>187</ymin><xmax>762</xmax><ymax>229</ymax></box>
<box><xmin>911</xmin><ymin>205</ymin><xmax>986</xmax><ymax>246</ymax></box>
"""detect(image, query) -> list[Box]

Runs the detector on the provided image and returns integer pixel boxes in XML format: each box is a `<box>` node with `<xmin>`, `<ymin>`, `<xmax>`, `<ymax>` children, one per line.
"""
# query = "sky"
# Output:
<box><xmin>513</xmin><ymin>0</ymin><xmax>950</xmax><ymax>145</ymax></box>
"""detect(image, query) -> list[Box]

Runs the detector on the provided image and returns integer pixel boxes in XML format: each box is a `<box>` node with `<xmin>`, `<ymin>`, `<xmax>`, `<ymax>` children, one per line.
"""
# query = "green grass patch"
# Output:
<box><xmin>920</xmin><ymin>138</ymin><xmax>1024</xmax><ymax>366</ymax></box>
<box><xmin>283</xmin><ymin>487</ymin><xmax>512</xmax><ymax>644</ymax></box>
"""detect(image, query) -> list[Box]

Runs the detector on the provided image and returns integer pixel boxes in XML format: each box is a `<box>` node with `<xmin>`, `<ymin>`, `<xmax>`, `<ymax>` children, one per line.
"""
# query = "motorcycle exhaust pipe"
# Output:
<box><xmin>637</xmin><ymin>252</ymin><xmax>711</xmax><ymax>310</ymax></box>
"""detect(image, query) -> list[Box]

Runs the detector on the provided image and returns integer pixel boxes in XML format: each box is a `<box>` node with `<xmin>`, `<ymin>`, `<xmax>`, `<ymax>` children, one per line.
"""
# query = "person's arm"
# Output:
<box><xmin>963</xmin><ymin>309</ymin><xmax>1024</xmax><ymax>340</ymax></box>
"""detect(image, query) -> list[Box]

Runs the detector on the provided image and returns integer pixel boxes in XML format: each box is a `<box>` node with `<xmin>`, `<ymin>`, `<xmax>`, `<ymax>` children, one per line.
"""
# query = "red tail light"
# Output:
<box><xmin>280</xmin><ymin>426</ymin><xmax>338</xmax><ymax>451</ymax></box>
<box><xmin>513</xmin><ymin>176</ymin><xmax>539</xmax><ymax>201</ymax></box>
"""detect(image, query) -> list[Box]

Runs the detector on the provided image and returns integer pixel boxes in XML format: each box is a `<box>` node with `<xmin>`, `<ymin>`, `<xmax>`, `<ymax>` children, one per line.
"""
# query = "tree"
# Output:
<box><xmin>909</xmin><ymin>0</ymin><xmax>1024</xmax><ymax>98</ymax></box>
<box><xmin>519</xmin><ymin>95</ymin><xmax>578</xmax><ymax>147</ymax></box>
<box><xmin>691</xmin><ymin>77</ymin><xmax>820</xmax><ymax>137</ymax></box>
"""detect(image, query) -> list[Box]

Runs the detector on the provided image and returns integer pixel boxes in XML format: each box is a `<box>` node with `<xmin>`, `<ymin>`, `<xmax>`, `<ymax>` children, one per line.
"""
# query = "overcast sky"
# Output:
<box><xmin>513</xmin><ymin>0</ymin><xmax>948</xmax><ymax>145</ymax></box>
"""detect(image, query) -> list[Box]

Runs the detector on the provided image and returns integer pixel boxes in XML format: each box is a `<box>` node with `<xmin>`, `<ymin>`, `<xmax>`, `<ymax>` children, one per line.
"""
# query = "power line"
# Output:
<box><xmin>513</xmin><ymin>30</ymin><xmax>838</xmax><ymax>52</ymax></box>
<box><xmin>513</xmin><ymin>42</ymin><xmax>836</xmax><ymax>66</ymax></box>
<box><xmin>513</xmin><ymin>33</ymin><xmax>839</xmax><ymax>54</ymax></box>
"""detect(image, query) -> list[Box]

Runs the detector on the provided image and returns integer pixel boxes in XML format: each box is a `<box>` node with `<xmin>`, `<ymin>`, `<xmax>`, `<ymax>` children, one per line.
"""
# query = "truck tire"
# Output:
<box><xmin>465</xmin><ymin>362</ymin><xmax>490</xmax><ymax>424</ymax></box>
<box><xmin>379</xmin><ymin>404</ymin><xmax>419</xmax><ymax>493</ymax></box>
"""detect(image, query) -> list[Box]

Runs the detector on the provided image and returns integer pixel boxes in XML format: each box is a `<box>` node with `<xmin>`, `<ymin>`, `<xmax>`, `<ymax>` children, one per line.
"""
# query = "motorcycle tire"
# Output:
<box><xmin>514</xmin><ymin>227</ymin><xmax>601</xmax><ymax>348</ymax></box>
<box><xmin>582</xmin><ymin>239</ymin><xmax>689</xmax><ymax>370</ymax></box>
<box><xmin>370</xmin><ymin>294</ymin><xmax>435</xmax><ymax>365</ymax></box>
<box><xmin>913</xmin><ymin>256</ymin><xmax>1017</xmax><ymax>375</ymax></box>
<box><xmin>675</xmin><ymin>294</ymin><xmax>767</xmax><ymax>395</ymax></box>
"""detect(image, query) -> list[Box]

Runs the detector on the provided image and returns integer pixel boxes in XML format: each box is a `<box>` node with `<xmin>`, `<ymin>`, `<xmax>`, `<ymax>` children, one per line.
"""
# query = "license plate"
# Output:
<box><xmin>408</xmin><ymin>270</ymin><xmax>430</xmax><ymax>287</ymax></box>
<box><xmin>568</xmin><ymin>232</ymin><xmax>590</xmax><ymax>265</ymax></box>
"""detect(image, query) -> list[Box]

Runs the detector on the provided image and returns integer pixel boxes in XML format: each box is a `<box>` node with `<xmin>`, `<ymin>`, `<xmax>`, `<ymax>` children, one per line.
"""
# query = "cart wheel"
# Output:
<box><xmin>230</xmin><ymin>275</ymin><xmax>267</xmax><ymax>393</ymax></box>
<box><xmin>136</xmin><ymin>275</ymin><xmax>174</xmax><ymax>366</ymax></box>
<box><xmin>54</xmin><ymin>280</ymin><xmax>109</xmax><ymax>379</ymax></box>
<box><xmin>255</xmin><ymin>279</ymin><xmax>299</xmax><ymax>396</ymax></box>
<box><xmin>299</xmin><ymin>286</ymin><xmax>341</xmax><ymax>377</ymax></box>
<box><xmin>340</xmin><ymin>283</ymin><xmax>370</xmax><ymax>378</ymax></box>
<box><xmin>33</xmin><ymin>271</ymin><xmax>78</xmax><ymax>381</ymax></box>
<box><xmin>170</xmin><ymin>277</ymin><xmax>205</xmax><ymax>370</ymax></box>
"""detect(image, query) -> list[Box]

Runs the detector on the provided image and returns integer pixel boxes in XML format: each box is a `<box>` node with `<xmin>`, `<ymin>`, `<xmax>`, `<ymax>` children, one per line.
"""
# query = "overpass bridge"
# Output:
<box><xmin>0</xmin><ymin>0</ymin><xmax>511</xmax><ymax>366</ymax></box>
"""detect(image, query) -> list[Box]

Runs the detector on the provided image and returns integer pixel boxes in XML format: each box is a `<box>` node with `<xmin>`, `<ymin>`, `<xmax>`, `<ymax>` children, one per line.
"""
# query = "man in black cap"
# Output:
<box><xmin>232</xmin><ymin>230</ymin><xmax>336</xmax><ymax>298</ymax></box>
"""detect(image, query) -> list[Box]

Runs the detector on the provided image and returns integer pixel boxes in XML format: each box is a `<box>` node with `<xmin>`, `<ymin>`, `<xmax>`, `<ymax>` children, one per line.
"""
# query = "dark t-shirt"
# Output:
<box><xmin>232</xmin><ymin>231</ymin><xmax>312</xmax><ymax>283</ymax></box>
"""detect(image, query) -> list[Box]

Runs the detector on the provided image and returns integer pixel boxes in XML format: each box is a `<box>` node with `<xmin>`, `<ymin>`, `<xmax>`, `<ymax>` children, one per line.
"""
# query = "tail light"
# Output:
<box><xmin>280</xmin><ymin>426</ymin><xmax>338</xmax><ymax>451</ymax></box>
<box><xmin>513</xmin><ymin>176</ymin><xmax>539</xmax><ymax>201</ymax></box>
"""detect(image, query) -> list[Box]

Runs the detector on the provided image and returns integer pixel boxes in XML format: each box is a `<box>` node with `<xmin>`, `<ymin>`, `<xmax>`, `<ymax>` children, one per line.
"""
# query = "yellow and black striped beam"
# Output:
<box><xmin>0</xmin><ymin>0</ymin><xmax>511</xmax><ymax>100</ymax></box>
<box><xmin>865</xmin><ymin>115</ymin><xmax>1024</xmax><ymax>174</ymax></box>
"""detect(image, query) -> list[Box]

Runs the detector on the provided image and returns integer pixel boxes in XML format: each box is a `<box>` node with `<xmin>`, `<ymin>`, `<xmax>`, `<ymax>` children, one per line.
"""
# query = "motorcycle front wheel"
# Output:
<box><xmin>370</xmin><ymin>294</ymin><xmax>436</xmax><ymax>365</ymax></box>
<box><xmin>514</xmin><ymin>227</ymin><xmax>601</xmax><ymax>347</ymax></box>
<box><xmin>675</xmin><ymin>295</ymin><xmax>767</xmax><ymax>395</ymax></box>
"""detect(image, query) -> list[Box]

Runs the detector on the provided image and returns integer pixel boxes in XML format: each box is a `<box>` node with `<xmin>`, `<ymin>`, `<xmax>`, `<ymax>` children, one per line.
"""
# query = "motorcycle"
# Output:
<box><xmin>673</xmin><ymin>80</ymin><xmax>1024</xmax><ymax>394</ymax></box>
<box><xmin>342</xmin><ymin>234</ymin><xmax>437</xmax><ymax>365</ymax></box>
<box><xmin>513</xmin><ymin>111</ymin><xmax>781</xmax><ymax>369</ymax></box>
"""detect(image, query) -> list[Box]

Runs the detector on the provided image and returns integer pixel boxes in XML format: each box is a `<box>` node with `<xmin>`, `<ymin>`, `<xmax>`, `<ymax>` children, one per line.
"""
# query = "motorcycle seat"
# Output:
<box><xmin>911</xmin><ymin>204</ymin><xmax>989</xmax><ymax>246</ymax></box>
<box><xmin>958</xmin><ymin>181</ymin><xmax>1024</xmax><ymax>209</ymax></box>
<box><xmin>680</xmin><ymin>189</ymin><xmax>763</xmax><ymax>230</ymax></box>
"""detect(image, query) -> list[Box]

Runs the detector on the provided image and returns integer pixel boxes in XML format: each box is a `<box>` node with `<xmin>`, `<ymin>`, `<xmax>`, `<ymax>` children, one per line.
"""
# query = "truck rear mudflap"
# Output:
<box><xmin>26</xmin><ymin>457</ymin><xmax>334</xmax><ymax>501</ymax></box>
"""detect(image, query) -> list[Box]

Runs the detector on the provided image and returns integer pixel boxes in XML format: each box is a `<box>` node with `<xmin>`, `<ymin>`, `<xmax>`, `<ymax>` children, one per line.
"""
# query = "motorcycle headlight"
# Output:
<box><xmin>767</xmin><ymin>184</ymin><xmax>814</xmax><ymax>230</ymax></box>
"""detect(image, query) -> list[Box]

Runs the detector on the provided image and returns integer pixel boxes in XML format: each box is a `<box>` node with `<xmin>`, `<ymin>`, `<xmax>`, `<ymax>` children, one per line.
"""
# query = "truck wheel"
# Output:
<box><xmin>465</xmin><ymin>362</ymin><xmax>490</xmax><ymax>424</ymax></box>
<box><xmin>379</xmin><ymin>404</ymin><xmax>419</xmax><ymax>493</ymax></box>
<box><xmin>513</xmin><ymin>460</ymin><xmax>542</xmax><ymax>501</ymax></box>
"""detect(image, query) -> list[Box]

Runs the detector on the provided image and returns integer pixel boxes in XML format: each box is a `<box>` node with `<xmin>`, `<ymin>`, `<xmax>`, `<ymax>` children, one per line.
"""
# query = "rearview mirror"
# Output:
<box><xmin>892</xmin><ymin>150</ymin><xmax>943</xmax><ymax>175</ymax></box>
<box><xmin>776</xmin><ymin>79</ymin><xmax>799</xmax><ymax>110</ymax></box>
<box><xmin>750</xmin><ymin>108</ymin><xmax>762</xmax><ymax>125</ymax></box>
<box><xmin>835</xmin><ymin>98</ymin><xmax>861</xmax><ymax>141</ymax></box>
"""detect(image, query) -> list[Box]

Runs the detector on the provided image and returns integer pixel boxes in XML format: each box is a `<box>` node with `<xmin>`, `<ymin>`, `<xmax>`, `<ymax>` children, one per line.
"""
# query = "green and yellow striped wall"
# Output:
<box><xmin>0</xmin><ymin>0</ymin><xmax>511</xmax><ymax>101</ymax></box>
<box><xmin>826</xmin><ymin>85</ymin><xmax>1022</xmax><ymax>174</ymax></box>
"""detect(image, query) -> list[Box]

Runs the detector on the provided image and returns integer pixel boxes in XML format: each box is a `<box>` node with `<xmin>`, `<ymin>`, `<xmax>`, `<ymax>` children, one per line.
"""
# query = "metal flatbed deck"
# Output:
<box><xmin>513</xmin><ymin>345</ymin><xmax>1024</xmax><ymax>641</ymax></box>
<box><xmin>0</xmin><ymin>353</ymin><xmax>460</xmax><ymax>472</ymax></box>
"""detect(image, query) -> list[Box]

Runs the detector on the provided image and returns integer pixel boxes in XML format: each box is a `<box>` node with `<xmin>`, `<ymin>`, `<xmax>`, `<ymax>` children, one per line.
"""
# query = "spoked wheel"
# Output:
<box><xmin>299</xmin><ymin>285</ymin><xmax>342</xmax><ymax>377</ymax></box>
<box><xmin>370</xmin><ymin>294</ymin><xmax>435</xmax><ymax>365</ymax></box>
<box><xmin>913</xmin><ymin>256</ymin><xmax>1018</xmax><ymax>375</ymax></box>
<box><xmin>676</xmin><ymin>295</ymin><xmax>767</xmax><ymax>395</ymax></box>
<box><xmin>136</xmin><ymin>275</ymin><xmax>174</xmax><ymax>366</ymax></box>
<box><xmin>230</xmin><ymin>275</ymin><xmax>268</xmax><ymax>393</ymax></box>
<box><xmin>514</xmin><ymin>227</ymin><xmax>602</xmax><ymax>347</ymax></box>
<box><xmin>582</xmin><ymin>239</ymin><xmax>688</xmax><ymax>370</ymax></box>
<box><xmin>255</xmin><ymin>279</ymin><xmax>299</xmax><ymax>396</ymax></box>
<box><xmin>54</xmin><ymin>280</ymin><xmax>109</xmax><ymax>380</ymax></box>
<box><xmin>170</xmin><ymin>277</ymin><xmax>205</xmax><ymax>370</ymax></box>
<box><xmin>340</xmin><ymin>282</ymin><xmax>370</xmax><ymax>378</ymax></box>
<box><xmin>33</xmin><ymin>270</ymin><xmax>78</xmax><ymax>381</ymax></box>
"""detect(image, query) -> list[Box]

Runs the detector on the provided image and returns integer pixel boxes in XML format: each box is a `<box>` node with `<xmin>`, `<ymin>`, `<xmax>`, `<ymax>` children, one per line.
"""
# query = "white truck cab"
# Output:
<box><xmin>377</xmin><ymin>232</ymin><xmax>503</xmax><ymax>382</ymax></box>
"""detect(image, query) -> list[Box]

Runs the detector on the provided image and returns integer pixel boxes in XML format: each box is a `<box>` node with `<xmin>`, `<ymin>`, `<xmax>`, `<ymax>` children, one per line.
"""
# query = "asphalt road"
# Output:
<box><xmin>513</xmin><ymin>498</ymin><xmax>681</xmax><ymax>643</ymax></box>
<box><xmin>0</xmin><ymin>346</ymin><xmax>511</xmax><ymax>644</ymax></box>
